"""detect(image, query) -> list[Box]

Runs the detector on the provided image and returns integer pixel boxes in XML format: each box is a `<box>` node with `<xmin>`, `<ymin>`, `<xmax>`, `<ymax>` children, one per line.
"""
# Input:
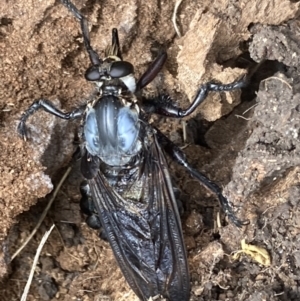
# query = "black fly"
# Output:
<box><xmin>18</xmin><ymin>1</ymin><xmax>248</xmax><ymax>300</ymax></box>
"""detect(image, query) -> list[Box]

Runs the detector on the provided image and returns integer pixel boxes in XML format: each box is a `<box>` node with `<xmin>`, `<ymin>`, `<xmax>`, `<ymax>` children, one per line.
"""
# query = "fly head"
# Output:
<box><xmin>83</xmin><ymin>28</ymin><xmax>136</xmax><ymax>93</ymax></box>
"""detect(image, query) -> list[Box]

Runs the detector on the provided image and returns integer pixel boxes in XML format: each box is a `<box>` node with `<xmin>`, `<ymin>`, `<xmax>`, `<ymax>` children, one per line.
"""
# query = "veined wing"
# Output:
<box><xmin>89</xmin><ymin>134</ymin><xmax>190</xmax><ymax>301</ymax></box>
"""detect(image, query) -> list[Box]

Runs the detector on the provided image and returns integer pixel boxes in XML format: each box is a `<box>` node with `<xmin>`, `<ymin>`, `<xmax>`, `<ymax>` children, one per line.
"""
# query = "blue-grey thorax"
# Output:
<box><xmin>84</xmin><ymin>94</ymin><xmax>141</xmax><ymax>166</ymax></box>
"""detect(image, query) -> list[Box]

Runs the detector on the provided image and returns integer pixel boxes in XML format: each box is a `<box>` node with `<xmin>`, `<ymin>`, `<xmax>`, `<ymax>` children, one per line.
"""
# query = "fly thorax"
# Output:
<box><xmin>84</xmin><ymin>95</ymin><xmax>141</xmax><ymax>166</ymax></box>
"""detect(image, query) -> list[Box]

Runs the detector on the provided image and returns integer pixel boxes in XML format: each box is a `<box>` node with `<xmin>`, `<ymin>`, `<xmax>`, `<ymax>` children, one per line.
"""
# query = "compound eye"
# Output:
<box><xmin>85</xmin><ymin>66</ymin><xmax>101</xmax><ymax>81</ymax></box>
<box><xmin>110</xmin><ymin>61</ymin><xmax>134</xmax><ymax>78</ymax></box>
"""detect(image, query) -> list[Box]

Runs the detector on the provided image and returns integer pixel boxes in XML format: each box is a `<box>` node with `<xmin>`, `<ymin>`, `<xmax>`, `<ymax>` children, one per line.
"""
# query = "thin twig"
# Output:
<box><xmin>20</xmin><ymin>224</ymin><xmax>55</xmax><ymax>301</ymax></box>
<box><xmin>242</xmin><ymin>103</ymin><xmax>258</xmax><ymax>115</ymax></box>
<box><xmin>235</xmin><ymin>115</ymin><xmax>251</xmax><ymax>121</ymax></box>
<box><xmin>216</xmin><ymin>211</ymin><xmax>222</xmax><ymax>228</ymax></box>
<box><xmin>11</xmin><ymin>166</ymin><xmax>72</xmax><ymax>260</ymax></box>
<box><xmin>261</xmin><ymin>76</ymin><xmax>292</xmax><ymax>90</ymax></box>
<box><xmin>181</xmin><ymin>120</ymin><xmax>187</xmax><ymax>143</ymax></box>
<box><xmin>172</xmin><ymin>0</ymin><xmax>183</xmax><ymax>38</ymax></box>
<box><xmin>180</xmin><ymin>143</ymin><xmax>191</xmax><ymax>150</ymax></box>
<box><xmin>235</xmin><ymin>103</ymin><xmax>258</xmax><ymax>120</ymax></box>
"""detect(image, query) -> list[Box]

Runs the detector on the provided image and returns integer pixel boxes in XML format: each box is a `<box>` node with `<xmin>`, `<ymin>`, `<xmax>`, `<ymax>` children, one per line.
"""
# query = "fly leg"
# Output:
<box><xmin>142</xmin><ymin>77</ymin><xmax>247</xmax><ymax>117</ymax></box>
<box><xmin>155</xmin><ymin>129</ymin><xmax>248</xmax><ymax>228</ymax></box>
<box><xmin>17</xmin><ymin>99</ymin><xmax>86</xmax><ymax>140</ymax></box>
<box><xmin>80</xmin><ymin>181</ymin><xmax>101</xmax><ymax>229</ymax></box>
<box><xmin>80</xmin><ymin>181</ymin><xmax>107</xmax><ymax>240</ymax></box>
<box><xmin>136</xmin><ymin>51</ymin><xmax>167</xmax><ymax>91</ymax></box>
<box><xmin>61</xmin><ymin>0</ymin><xmax>101</xmax><ymax>66</ymax></box>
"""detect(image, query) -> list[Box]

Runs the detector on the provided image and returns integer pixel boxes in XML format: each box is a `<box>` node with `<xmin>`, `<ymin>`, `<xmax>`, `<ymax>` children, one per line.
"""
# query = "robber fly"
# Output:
<box><xmin>17</xmin><ymin>1</ymin><xmax>248</xmax><ymax>300</ymax></box>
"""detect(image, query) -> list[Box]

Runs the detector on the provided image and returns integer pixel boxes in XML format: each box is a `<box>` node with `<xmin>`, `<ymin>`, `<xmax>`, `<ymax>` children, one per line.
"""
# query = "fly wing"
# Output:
<box><xmin>89</xmin><ymin>134</ymin><xmax>190</xmax><ymax>301</ymax></box>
